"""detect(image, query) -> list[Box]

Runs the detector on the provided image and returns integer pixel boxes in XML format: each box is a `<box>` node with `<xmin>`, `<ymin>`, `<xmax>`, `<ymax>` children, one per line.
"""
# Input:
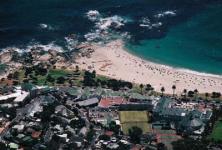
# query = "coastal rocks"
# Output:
<box><xmin>0</xmin><ymin>51</ymin><xmax>13</xmax><ymax>63</ymax></box>
<box><xmin>0</xmin><ymin>48</ymin><xmax>22</xmax><ymax>64</ymax></box>
<box><xmin>81</xmin><ymin>48</ymin><xmax>95</xmax><ymax>58</ymax></box>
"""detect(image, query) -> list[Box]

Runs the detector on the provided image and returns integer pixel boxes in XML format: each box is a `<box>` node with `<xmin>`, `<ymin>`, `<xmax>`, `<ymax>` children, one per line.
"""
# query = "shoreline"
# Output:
<box><xmin>75</xmin><ymin>39</ymin><xmax>222</xmax><ymax>94</ymax></box>
<box><xmin>124</xmin><ymin>46</ymin><xmax>222</xmax><ymax>79</ymax></box>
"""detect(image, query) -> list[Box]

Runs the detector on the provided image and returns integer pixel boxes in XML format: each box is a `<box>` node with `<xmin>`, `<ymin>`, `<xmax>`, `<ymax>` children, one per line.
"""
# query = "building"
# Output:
<box><xmin>98</xmin><ymin>97</ymin><xmax>127</xmax><ymax>109</ymax></box>
<box><xmin>153</xmin><ymin>97</ymin><xmax>212</xmax><ymax>135</ymax></box>
<box><xmin>77</xmin><ymin>97</ymin><xmax>99</xmax><ymax>107</ymax></box>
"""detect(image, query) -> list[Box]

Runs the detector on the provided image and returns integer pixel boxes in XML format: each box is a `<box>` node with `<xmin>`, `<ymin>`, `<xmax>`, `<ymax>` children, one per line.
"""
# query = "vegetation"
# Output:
<box><xmin>161</xmin><ymin>86</ymin><xmax>165</xmax><ymax>96</ymax></box>
<box><xmin>86</xmin><ymin>126</ymin><xmax>95</xmax><ymax>142</ymax></box>
<box><xmin>1</xmin><ymin>63</ymin><xmax>222</xmax><ymax>101</ymax></box>
<box><xmin>128</xmin><ymin>126</ymin><xmax>143</xmax><ymax>144</ymax></box>
<box><xmin>83</xmin><ymin>70</ymin><xmax>133</xmax><ymax>90</ymax></box>
<box><xmin>139</xmin><ymin>84</ymin><xmax>144</xmax><ymax>94</ymax></box>
<box><xmin>108</xmin><ymin>121</ymin><xmax>120</xmax><ymax>135</ymax></box>
<box><xmin>172</xmin><ymin>138</ymin><xmax>208</xmax><ymax>150</ymax></box>
<box><xmin>209</xmin><ymin>118</ymin><xmax>222</xmax><ymax>141</ymax></box>
<box><xmin>172</xmin><ymin>85</ymin><xmax>176</xmax><ymax>96</ymax></box>
<box><xmin>0</xmin><ymin>63</ymin><xmax>7</xmax><ymax>74</ymax></box>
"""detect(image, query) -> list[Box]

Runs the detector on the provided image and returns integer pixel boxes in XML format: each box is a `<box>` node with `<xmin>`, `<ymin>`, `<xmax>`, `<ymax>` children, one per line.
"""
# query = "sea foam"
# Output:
<box><xmin>154</xmin><ymin>10</ymin><xmax>176</xmax><ymax>18</ymax></box>
<box><xmin>86</xmin><ymin>10</ymin><xmax>101</xmax><ymax>21</ymax></box>
<box><xmin>139</xmin><ymin>17</ymin><xmax>162</xmax><ymax>29</ymax></box>
<box><xmin>39</xmin><ymin>23</ymin><xmax>57</xmax><ymax>31</ymax></box>
<box><xmin>85</xmin><ymin>10</ymin><xmax>130</xmax><ymax>42</ymax></box>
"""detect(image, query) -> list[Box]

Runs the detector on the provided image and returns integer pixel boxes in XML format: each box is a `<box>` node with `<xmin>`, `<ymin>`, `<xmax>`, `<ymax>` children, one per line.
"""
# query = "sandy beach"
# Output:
<box><xmin>76</xmin><ymin>40</ymin><xmax>222</xmax><ymax>94</ymax></box>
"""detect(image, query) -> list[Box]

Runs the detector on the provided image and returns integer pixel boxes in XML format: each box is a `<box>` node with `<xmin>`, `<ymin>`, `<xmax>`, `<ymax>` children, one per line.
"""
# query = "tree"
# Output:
<box><xmin>146</xmin><ymin>84</ymin><xmax>154</xmax><ymax>93</ymax></box>
<box><xmin>107</xmin><ymin>79</ymin><xmax>120</xmax><ymax>91</ymax></box>
<box><xmin>172</xmin><ymin>138</ymin><xmax>208</xmax><ymax>150</ymax></box>
<box><xmin>161</xmin><ymin>87</ymin><xmax>165</xmax><ymax>96</ymax></box>
<box><xmin>70</xmin><ymin>117</ymin><xmax>85</xmax><ymax>129</ymax></box>
<box><xmin>13</xmin><ymin>71</ymin><xmax>20</xmax><ymax>80</ymax></box>
<box><xmin>194</xmin><ymin>89</ymin><xmax>199</xmax><ymax>100</ymax></box>
<box><xmin>46</xmin><ymin>75</ymin><xmax>55</xmax><ymax>83</ymax></box>
<box><xmin>183</xmin><ymin>89</ymin><xmax>187</xmax><ymax>98</ymax></box>
<box><xmin>83</xmin><ymin>71</ymin><xmax>96</xmax><ymax>86</ymax></box>
<box><xmin>157</xmin><ymin>143</ymin><xmax>167</xmax><ymax>150</ymax></box>
<box><xmin>0</xmin><ymin>142</ymin><xmax>7</xmax><ymax>149</ymax></box>
<box><xmin>205</xmin><ymin>92</ymin><xmax>209</xmax><ymax>101</ymax></box>
<box><xmin>139</xmin><ymin>84</ymin><xmax>144</xmax><ymax>94</ymax></box>
<box><xmin>40</xmin><ymin>104</ymin><xmax>56</xmax><ymax>122</ymax></box>
<box><xmin>211</xmin><ymin>92</ymin><xmax>221</xmax><ymax>99</ymax></box>
<box><xmin>109</xmin><ymin>121</ymin><xmax>120</xmax><ymax>134</ymax></box>
<box><xmin>92</xmin><ymin>70</ymin><xmax>96</xmax><ymax>78</ymax></box>
<box><xmin>86</xmin><ymin>128</ymin><xmax>95</xmax><ymax>142</ymax></box>
<box><xmin>7</xmin><ymin>73</ymin><xmax>13</xmax><ymax>80</ymax></box>
<box><xmin>172</xmin><ymin>85</ymin><xmax>176</xmax><ymax>97</ymax></box>
<box><xmin>188</xmin><ymin>90</ymin><xmax>194</xmax><ymax>97</ymax></box>
<box><xmin>128</xmin><ymin>126</ymin><xmax>142</xmax><ymax>144</ymax></box>
<box><xmin>57</xmin><ymin>76</ymin><xmax>66</xmax><ymax>84</ymax></box>
<box><xmin>75</xmin><ymin>65</ymin><xmax>79</xmax><ymax>72</ymax></box>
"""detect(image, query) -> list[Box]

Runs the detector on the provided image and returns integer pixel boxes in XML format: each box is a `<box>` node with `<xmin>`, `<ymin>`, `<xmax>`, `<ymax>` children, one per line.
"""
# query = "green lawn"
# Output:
<box><xmin>0</xmin><ymin>64</ymin><xmax>7</xmax><ymax>73</ymax></box>
<box><xmin>209</xmin><ymin>118</ymin><xmax>222</xmax><ymax>141</ymax></box>
<box><xmin>48</xmin><ymin>69</ymin><xmax>70</xmax><ymax>78</ymax></box>
<box><xmin>119</xmin><ymin>111</ymin><xmax>151</xmax><ymax>134</ymax></box>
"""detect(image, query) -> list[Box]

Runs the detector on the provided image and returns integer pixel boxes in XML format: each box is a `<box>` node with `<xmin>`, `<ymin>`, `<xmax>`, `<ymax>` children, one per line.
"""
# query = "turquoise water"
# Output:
<box><xmin>126</xmin><ymin>4</ymin><xmax>222</xmax><ymax>75</ymax></box>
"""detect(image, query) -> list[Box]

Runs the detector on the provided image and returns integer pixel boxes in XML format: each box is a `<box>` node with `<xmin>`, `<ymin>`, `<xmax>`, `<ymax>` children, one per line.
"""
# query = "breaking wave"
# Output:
<box><xmin>39</xmin><ymin>23</ymin><xmax>57</xmax><ymax>31</ymax></box>
<box><xmin>1</xmin><ymin>42</ymin><xmax>64</xmax><ymax>54</ymax></box>
<box><xmin>84</xmin><ymin>10</ymin><xmax>131</xmax><ymax>42</ymax></box>
<box><xmin>139</xmin><ymin>17</ymin><xmax>162</xmax><ymax>29</ymax></box>
<box><xmin>154</xmin><ymin>10</ymin><xmax>176</xmax><ymax>18</ymax></box>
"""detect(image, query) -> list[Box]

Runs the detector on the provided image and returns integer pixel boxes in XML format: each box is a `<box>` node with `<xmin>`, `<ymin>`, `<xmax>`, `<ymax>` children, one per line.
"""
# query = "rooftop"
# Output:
<box><xmin>98</xmin><ymin>97</ymin><xmax>127</xmax><ymax>108</ymax></box>
<box><xmin>77</xmin><ymin>97</ymin><xmax>99</xmax><ymax>107</ymax></box>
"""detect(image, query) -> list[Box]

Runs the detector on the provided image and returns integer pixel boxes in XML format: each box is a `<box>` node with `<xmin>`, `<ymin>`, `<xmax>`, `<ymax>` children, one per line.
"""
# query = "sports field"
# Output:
<box><xmin>119</xmin><ymin>111</ymin><xmax>150</xmax><ymax>134</ymax></box>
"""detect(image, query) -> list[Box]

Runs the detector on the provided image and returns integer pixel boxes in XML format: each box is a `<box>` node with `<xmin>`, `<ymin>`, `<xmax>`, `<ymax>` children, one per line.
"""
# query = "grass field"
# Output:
<box><xmin>119</xmin><ymin>111</ymin><xmax>150</xmax><ymax>134</ymax></box>
<box><xmin>0</xmin><ymin>64</ymin><xmax>7</xmax><ymax>73</ymax></box>
<box><xmin>48</xmin><ymin>69</ymin><xmax>70</xmax><ymax>78</ymax></box>
<box><xmin>209</xmin><ymin>118</ymin><xmax>222</xmax><ymax>141</ymax></box>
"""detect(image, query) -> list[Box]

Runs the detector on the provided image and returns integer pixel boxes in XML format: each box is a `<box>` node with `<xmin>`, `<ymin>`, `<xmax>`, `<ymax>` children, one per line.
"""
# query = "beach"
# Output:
<box><xmin>76</xmin><ymin>40</ymin><xmax>222</xmax><ymax>94</ymax></box>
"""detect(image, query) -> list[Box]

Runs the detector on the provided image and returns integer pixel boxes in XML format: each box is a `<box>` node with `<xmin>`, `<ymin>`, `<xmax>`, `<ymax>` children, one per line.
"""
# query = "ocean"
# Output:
<box><xmin>0</xmin><ymin>0</ymin><xmax>222</xmax><ymax>74</ymax></box>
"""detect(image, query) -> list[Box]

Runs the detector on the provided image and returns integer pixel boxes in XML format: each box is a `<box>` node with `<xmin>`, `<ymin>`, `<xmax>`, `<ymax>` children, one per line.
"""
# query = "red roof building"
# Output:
<box><xmin>98</xmin><ymin>97</ymin><xmax>127</xmax><ymax>108</ymax></box>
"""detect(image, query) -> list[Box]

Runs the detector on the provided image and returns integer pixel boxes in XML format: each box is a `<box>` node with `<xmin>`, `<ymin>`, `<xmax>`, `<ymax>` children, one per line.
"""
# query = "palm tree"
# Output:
<box><xmin>146</xmin><ymin>84</ymin><xmax>152</xmax><ymax>91</ymax></box>
<box><xmin>145</xmin><ymin>84</ymin><xmax>154</xmax><ymax>94</ymax></box>
<box><xmin>161</xmin><ymin>86</ymin><xmax>165</xmax><ymax>96</ymax></box>
<box><xmin>194</xmin><ymin>89</ymin><xmax>199</xmax><ymax>100</ymax></box>
<box><xmin>183</xmin><ymin>89</ymin><xmax>187</xmax><ymax>98</ymax></box>
<box><xmin>172</xmin><ymin>85</ymin><xmax>176</xmax><ymax>97</ymax></box>
<box><xmin>75</xmin><ymin>65</ymin><xmax>79</xmax><ymax>72</ymax></box>
<box><xmin>205</xmin><ymin>92</ymin><xmax>209</xmax><ymax>101</ymax></box>
<box><xmin>139</xmin><ymin>84</ymin><xmax>144</xmax><ymax>94</ymax></box>
<box><xmin>124</xmin><ymin>94</ymin><xmax>130</xmax><ymax>102</ymax></box>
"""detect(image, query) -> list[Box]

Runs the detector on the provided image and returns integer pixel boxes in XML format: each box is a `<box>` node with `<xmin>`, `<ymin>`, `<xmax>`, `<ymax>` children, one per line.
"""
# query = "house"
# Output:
<box><xmin>107</xmin><ymin>143</ymin><xmax>119</xmax><ymax>149</ymax></box>
<box><xmin>153</xmin><ymin>97</ymin><xmax>212</xmax><ymax>135</ymax></box>
<box><xmin>55</xmin><ymin>105</ymin><xmax>74</xmax><ymax>118</ymax></box>
<box><xmin>77</xmin><ymin>97</ymin><xmax>99</xmax><ymax>107</ymax></box>
<box><xmin>178</xmin><ymin>114</ymin><xmax>205</xmax><ymax>135</ymax></box>
<box><xmin>9</xmin><ymin>143</ymin><xmax>19</xmax><ymax>149</ymax></box>
<box><xmin>13</xmin><ymin>91</ymin><xmax>29</xmax><ymax>104</ymax></box>
<box><xmin>12</xmin><ymin>124</ymin><xmax>25</xmax><ymax>132</ymax></box>
<box><xmin>98</xmin><ymin>97</ymin><xmax>127</xmax><ymax>109</ymax></box>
